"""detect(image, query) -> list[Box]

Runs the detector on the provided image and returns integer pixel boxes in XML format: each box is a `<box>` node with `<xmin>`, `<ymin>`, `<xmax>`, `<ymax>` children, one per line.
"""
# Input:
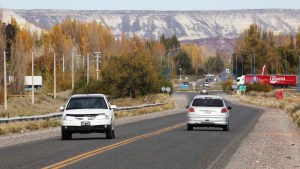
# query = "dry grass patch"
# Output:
<box><xmin>115</xmin><ymin>99</ymin><xmax>174</xmax><ymax>118</ymax></box>
<box><xmin>110</xmin><ymin>94</ymin><xmax>170</xmax><ymax>107</ymax></box>
<box><xmin>0</xmin><ymin>95</ymin><xmax>67</xmax><ymax>118</ymax></box>
<box><xmin>0</xmin><ymin>119</ymin><xmax>61</xmax><ymax>136</ymax></box>
<box><xmin>237</xmin><ymin>90</ymin><xmax>300</xmax><ymax>127</ymax></box>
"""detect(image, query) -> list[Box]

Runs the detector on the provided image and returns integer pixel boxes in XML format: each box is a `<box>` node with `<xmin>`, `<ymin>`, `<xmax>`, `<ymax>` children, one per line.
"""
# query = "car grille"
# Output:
<box><xmin>67</xmin><ymin>114</ymin><xmax>104</xmax><ymax>120</ymax></box>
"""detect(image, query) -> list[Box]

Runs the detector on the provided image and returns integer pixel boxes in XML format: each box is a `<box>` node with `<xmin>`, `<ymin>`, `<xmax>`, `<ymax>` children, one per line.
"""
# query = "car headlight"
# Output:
<box><xmin>63</xmin><ymin>116</ymin><xmax>75</xmax><ymax>121</ymax></box>
<box><xmin>95</xmin><ymin>114</ymin><xmax>109</xmax><ymax>120</ymax></box>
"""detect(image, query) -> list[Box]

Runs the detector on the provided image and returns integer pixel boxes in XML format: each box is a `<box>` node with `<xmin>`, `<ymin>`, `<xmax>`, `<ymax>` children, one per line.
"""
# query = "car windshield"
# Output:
<box><xmin>66</xmin><ymin>97</ymin><xmax>108</xmax><ymax>110</ymax></box>
<box><xmin>192</xmin><ymin>98</ymin><xmax>224</xmax><ymax>107</ymax></box>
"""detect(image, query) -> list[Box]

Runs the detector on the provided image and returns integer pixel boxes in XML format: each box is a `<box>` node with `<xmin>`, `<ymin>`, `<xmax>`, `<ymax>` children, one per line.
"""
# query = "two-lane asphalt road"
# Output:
<box><xmin>0</xmin><ymin>92</ymin><xmax>264</xmax><ymax>169</ymax></box>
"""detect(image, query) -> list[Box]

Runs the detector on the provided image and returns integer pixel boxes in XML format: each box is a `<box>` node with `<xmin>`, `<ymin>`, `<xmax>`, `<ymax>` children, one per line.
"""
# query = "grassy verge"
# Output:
<box><xmin>237</xmin><ymin>90</ymin><xmax>300</xmax><ymax>127</ymax></box>
<box><xmin>115</xmin><ymin>99</ymin><xmax>174</xmax><ymax>118</ymax></box>
<box><xmin>0</xmin><ymin>94</ymin><xmax>173</xmax><ymax>136</ymax></box>
<box><xmin>0</xmin><ymin>119</ymin><xmax>61</xmax><ymax>135</ymax></box>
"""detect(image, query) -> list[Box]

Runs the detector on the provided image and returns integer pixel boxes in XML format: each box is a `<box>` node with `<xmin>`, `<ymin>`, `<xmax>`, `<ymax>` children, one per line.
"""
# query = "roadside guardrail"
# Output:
<box><xmin>0</xmin><ymin>102</ymin><xmax>168</xmax><ymax>124</ymax></box>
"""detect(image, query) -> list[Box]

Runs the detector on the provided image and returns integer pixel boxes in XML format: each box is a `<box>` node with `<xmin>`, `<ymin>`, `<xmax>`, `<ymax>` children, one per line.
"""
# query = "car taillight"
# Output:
<box><xmin>221</xmin><ymin>108</ymin><xmax>228</xmax><ymax>113</ymax></box>
<box><xmin>188</xmin><ymin>107</ymin><xmax>195</xmax><ymax>113</ymax></box>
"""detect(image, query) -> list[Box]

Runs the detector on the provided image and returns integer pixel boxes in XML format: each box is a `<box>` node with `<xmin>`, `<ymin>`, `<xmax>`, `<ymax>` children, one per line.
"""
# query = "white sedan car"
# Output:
<box><xmin>60</xmin><ymin>94</ymin><xmax>117</xmax><ymax>140</ymax></box>
<box><xmin>186</xmin><ymin>95</ymin><xmax>231</xmax><ymax>131</ymax></box>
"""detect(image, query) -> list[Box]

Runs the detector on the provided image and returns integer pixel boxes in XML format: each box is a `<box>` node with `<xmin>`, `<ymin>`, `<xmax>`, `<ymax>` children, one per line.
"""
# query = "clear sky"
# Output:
<box><xmin>0</xmin><ymin>0</ymin><xmax>300</xmax><ymax>10</ymax></box>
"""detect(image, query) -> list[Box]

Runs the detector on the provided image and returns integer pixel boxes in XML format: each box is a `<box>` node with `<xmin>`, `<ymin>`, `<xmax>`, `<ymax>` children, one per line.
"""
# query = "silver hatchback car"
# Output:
<box><xmin>186</xmin><ymin>95</ymin><xmax>232</xmax><ymax>131</ymax></box>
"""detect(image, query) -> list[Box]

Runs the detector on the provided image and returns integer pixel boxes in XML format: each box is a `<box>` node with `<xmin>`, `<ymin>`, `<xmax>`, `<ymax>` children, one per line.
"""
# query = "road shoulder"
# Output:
<box><xmin>222</xmin><ymin>94</ymin><xmax>300</xmax><ymax>169</ymax></box>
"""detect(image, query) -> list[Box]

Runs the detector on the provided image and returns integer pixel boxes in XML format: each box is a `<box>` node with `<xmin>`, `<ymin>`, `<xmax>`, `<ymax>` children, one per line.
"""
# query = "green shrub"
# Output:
<box><xmin>221</xmin><ymin>79</ymin><xmax>233</xmax><ymax>94</ymax></box>
<box><xmin>246</xmin><ymin>82</ymin><xmax>273</xmax><ymax>93</ymax></box>
<box><xmin>73</xmin><ymin>80</ymin><xmax>109</xmax><ymax>95</ymax></box>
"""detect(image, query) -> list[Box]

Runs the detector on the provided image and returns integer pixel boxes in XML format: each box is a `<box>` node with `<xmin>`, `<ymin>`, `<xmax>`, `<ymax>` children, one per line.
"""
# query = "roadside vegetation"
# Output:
<box><xmin>0</xmin><ymin>119</ymin><xmax>61</xmax><ymax>135</ymax></box>
<box><xmin>232</xmin><ymin>24</ymin><xmax>300</xmax><ymax>77</ymax></box>
<box><xmin>237</xmin><ymin>90</ymin><xmax>300</xmax><ymax>127</ymax></box>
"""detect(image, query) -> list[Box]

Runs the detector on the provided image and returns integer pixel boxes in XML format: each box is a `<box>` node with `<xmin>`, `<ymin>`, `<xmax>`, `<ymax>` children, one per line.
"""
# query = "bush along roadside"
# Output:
<box><xmin>285</xmin><ymin>103</ymin><xmax>300</xmax><ymax>127</ymax></box>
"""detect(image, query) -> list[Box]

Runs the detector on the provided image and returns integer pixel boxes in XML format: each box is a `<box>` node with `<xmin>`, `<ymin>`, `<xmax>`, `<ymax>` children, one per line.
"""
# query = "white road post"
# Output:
<box><xmin>72</xmin><ymin>52</ymin><xmax>74</xmax><ymax>90</ymax></box>
<box><xmin>87</xmin><ymin>53</ymin><xmax>89</xmax><ymax>85</ymax></box>
<box><xmin>32</xmin><ymin>52</ymin><xmax>34</xmax><ymax>104</ymax></box>
<box><xmin>54</xmin><ymin>53</ymin><xmax>56</xmax><ymax>99</ymax></box>
<box><xmin>4</xmin><ymin>51</ymin><xmax>7</xmax><ymax>111</ymax></box>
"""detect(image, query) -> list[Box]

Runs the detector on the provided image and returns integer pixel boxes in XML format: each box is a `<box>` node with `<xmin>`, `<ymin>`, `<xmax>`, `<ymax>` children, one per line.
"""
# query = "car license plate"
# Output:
<box><xmin>204</xmin><ymin>111</ymin><xmax>211</xmax><ymax>114</ymax></box>
<box><xmin>81</xmin><ymin>121</ymin><xmax>90</xmax><ymax>126</ymax></box>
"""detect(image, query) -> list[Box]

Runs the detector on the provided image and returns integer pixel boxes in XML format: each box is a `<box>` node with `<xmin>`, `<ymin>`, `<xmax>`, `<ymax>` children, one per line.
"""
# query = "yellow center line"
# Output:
<box><xmin>42</xmin><ymin>122</ymin><xmax>186</xmax><ymax>169</ymax></box>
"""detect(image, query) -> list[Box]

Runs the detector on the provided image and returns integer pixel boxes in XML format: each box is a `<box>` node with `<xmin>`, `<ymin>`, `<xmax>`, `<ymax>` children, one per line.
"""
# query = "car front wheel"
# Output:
<box><xmin>106</xmin><ymin>125</ymin><xmax>114</xmax><ymax>139</ymax></box>
<box><xmin>61</xmin><ymin>127</ymin><xmax>72</xmax><ymax>140</ymax></box>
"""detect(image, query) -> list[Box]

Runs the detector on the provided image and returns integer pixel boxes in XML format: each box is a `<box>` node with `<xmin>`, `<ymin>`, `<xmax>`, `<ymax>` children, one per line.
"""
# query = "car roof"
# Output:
<box><xmin>70</xmin><ymin>94</ymin><xmax>106</xmax><ymax>98</ymax></box>
<box><xmin>193</xmin><ymin>95</ymin><xmax>223</xmax><ymax>99</ymax></box>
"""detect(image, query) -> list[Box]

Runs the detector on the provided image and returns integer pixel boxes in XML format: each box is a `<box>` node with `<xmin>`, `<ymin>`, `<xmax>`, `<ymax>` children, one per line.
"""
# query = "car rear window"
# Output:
<box><xmin>66</xmin><ymin>97</ymin><xmax>108</xmax><ymax>110</ymax></box>
<box><xmin>192</xmin><ymin>98</ymin><xmax>224</xmax><ymax>107</ymax></box>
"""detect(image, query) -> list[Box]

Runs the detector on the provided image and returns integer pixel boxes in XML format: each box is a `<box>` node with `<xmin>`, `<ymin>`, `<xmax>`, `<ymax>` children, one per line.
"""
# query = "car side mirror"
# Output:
<box><xmin>227</xmin><ymin>106</ymin><xmax>232</xmax><ymax>110</ymax></box>
<box><xmin>185</xmin><ymin>105</ymin><xmax>189</xmax><ymax>109</ymax></box>
<box><xmin>111</xmin><ymin>105</ymin><xmax>117</xmax><ymax>110</ymax></box>
<box><xmin>59</xmin><ymin>106</ymin><xmax>65</xmax><ymax>112</ymax></box>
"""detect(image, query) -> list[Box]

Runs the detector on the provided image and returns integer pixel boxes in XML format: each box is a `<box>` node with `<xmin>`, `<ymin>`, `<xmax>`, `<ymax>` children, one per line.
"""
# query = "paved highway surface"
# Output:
<box><xmin>0</xmin><ymin>92</ymin><xmax>263</xmax><ymax>169</ymax></box>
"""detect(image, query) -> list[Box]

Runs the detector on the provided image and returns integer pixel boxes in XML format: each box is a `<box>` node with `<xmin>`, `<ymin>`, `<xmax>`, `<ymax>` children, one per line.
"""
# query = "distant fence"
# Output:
<box><xmin>0</xmin><ymin>102</ymin><xmax>168</xmax><ymax>124</ymax></box>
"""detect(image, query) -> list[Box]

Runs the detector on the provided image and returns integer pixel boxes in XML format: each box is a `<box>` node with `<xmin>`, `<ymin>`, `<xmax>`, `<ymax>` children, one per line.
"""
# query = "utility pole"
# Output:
<box><xmin>253</xmin><ymin>48</ymin><xmax>256</xmax><ymax>80</ymax></box>
<box><xmin>62</xmin><ymin>54</ymin><xmax>65</xmax><ymax>73</ymax></box>
<box><xmin>242</xmin><ymin>56</ymin><xmax>244</xmax><ymax>76</ymax></box>
<box><xmin>4</xmin><ymin>51</ymin><xmax>7</xmax><ymax>111</ymax></box>
<box><xmin>72</xmin><ymin>52</ymin><xmax>74</xmax><ymax>90</ymax></box>
<box><xmin>235</xmin><ymin>53</ymin><xmax>238</xmax><ymax>79</ymax></box>
<box><xmin>87</xmin><ymin>53</ymin><xmax>89</xmax><ymax>85</ymax></box>
<box><xmin>62</xmin><ymin>53</ymin><xmax>65</xmax><ymax>81</ymax></box>
<box><xmin>251</xmin><ymin>52</ymin><xmax>253</xmax><ymax>74</ymax></box>
<box><xmin>82</xmin><ymin>54</ymin><xmax>85</xmax><ymax>68</ymax></box>
<box><xmin>32</xmin><ymin>52</ymin><xmax>34</xmax><ymax>104</ymax></box>
<box><xmin>54</xmin><ymin>53</ymin><xmax>56</xmax><ymax>99</ymax></box>
<box><xmin>94</xmin><ymin>52</ymin><xmax>101</xmax><ymax>80</ymax></box>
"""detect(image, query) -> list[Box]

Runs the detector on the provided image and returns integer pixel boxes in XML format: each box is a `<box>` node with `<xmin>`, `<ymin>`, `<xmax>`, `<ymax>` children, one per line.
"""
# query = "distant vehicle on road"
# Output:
<box><xmin>200</xmin><ymin>88</ymin><xmax>208</xmax><ymax>94</ymax></box>
<box><xmin>180</xmin><ymin>82</ymin><xmax>190</xmax><ymax>89</ymax></box>
<box><xmin>203</xmin><ymin>82</ymin><xmax>210</xmax><ymax>87</ymax></box>
<box><xmin>186</xmin><ymin>95</ymin><xmax>231</xmax><ymax>131</ymax></box>
<box><xmin>205</xmin><ymin>74</ymin><xmax>215</xmax><ymax>82</ymax></box>
<box><xmin>60</xmin><ymin>94</ymin><xmax>117</xmax><ymax>140</ymax></box>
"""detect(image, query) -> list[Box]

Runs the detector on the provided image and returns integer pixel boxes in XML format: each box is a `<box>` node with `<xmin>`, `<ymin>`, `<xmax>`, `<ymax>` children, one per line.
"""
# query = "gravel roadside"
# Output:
<box><xmin>221</xmin><ymin>93</ymin><xmax>300</xmax><ymax>169</ymax></box>
<box><xmin>0</xmin><ymin>93</ymin><xmax>188</xmax><ymax>148</ymax></box>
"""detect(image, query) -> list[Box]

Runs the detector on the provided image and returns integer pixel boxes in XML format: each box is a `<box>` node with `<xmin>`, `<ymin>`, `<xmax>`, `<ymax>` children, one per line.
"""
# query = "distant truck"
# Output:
<box><xmin>237</xmin><ymin>74</ymin><xmax>296</xmax><ymax>88</ymax></box>
<box><xmin>24</xmin><ymin>76</ymin><xmax>43</xmax><ymax>90</ymax></box>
